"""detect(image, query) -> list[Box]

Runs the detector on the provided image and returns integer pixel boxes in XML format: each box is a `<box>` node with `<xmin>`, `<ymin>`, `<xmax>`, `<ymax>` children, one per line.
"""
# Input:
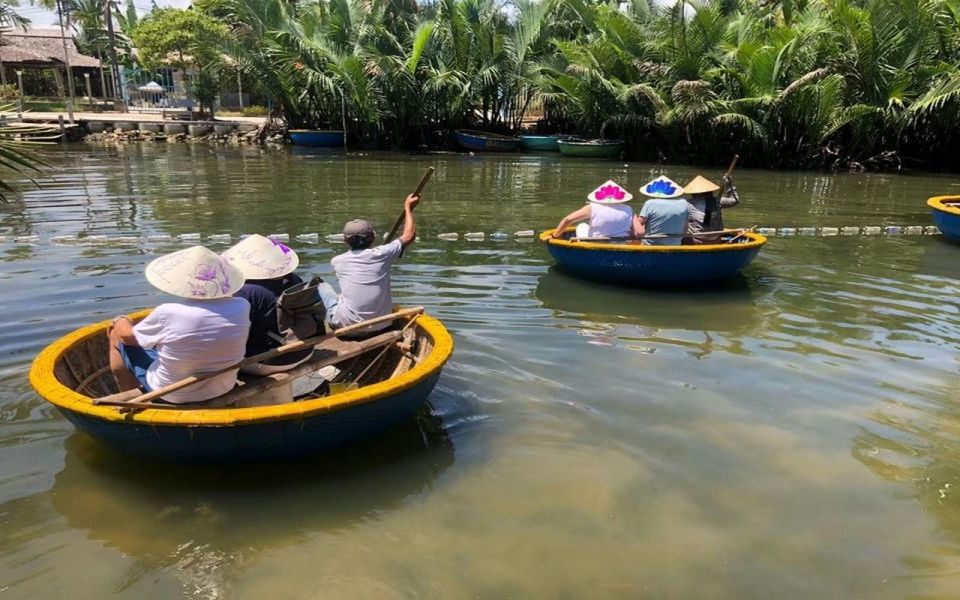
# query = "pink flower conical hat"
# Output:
<box><xmin>587</xmin><ymin>180</ymin><xmax>633</xmax><ymax>204</ymax></box>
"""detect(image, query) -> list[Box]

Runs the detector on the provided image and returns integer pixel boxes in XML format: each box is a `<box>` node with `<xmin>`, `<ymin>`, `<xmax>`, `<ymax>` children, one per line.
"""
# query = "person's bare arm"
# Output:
<box><xmin>720</xmin><ymin>177</ymin><xmax>739</xmax><ymax>208</ymax></box>
<box><xmin>631</xmin><ymin>213</ymin><xmax>644</xmax><ymax>237</ymax></box>
<box><xmin>399</xmin><ymin>193</ymin><xmax>420</xmax><ymax>248</ymax></box>
<box><xmin>110</xmin><ymin>316</ymin><xmax>139</xmax><ymax>346</ymax></box>
<box><xmin>551</xmin><ymin>205</ymin><xmax>591</xmax><ymax>238</ymax></box>
<box><xmin>635</xmin><ymin>215</ymin><xmax>647</xmax><ymax>237</ymax></box>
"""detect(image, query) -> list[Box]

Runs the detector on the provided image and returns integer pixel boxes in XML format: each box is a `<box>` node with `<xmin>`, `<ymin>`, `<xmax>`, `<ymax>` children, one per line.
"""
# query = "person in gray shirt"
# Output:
<box><xmin>318</xmin><ymin>193</ymin><xmax>420</xmax><ymax>333</ymax></box>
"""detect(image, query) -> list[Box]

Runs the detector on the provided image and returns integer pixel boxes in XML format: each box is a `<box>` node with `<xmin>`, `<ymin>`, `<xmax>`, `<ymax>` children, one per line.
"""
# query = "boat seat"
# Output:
<box><xmin>204</xmin><ymin>330</ymin><xmax>403</xmax><ymax>409</ymax></box>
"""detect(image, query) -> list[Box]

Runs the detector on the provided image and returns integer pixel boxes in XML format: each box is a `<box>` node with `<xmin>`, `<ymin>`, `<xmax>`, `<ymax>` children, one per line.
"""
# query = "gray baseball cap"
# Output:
<box><xmin>343</xmin><ymin>219</ymin><xmax>375</xmax><ymax>246</ymax></box>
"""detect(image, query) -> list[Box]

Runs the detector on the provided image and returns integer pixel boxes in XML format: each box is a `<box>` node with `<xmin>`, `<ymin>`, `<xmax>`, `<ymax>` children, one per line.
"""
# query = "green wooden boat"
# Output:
<box><xmin>520</xmin><ymin>135</ymin><xmax>563</xmax><ymax>151</ymax></box>
<box><xmin>557</xmin><ymin>138</ymin><xmax>625</xmax><ymax>159</ymax></box>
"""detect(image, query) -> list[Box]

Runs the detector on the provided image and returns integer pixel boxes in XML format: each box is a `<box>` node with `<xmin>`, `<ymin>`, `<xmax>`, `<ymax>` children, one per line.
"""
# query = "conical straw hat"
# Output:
<box><xmin>640</xmin><ymin>176</ymin><xmax>684</xmax><ymax>199</ymax></box>
<box><xmin>587</xmin><ymin>180</ymin><xmax>633</xmax><ymax>204</ymax></box>
<box><xmin>684</xmin><ymin>175</ymin><xmax>721</xmax><ymax>195</ymax></box>
<box><xmin>221</xmin><ymin>234</ymin><xmax>299</xmax><ymax>280</ymax></box>
<box><xmin>145</xmin><ymin>246</ymin><xmax>245</xmax><ymax>300</ymax></box>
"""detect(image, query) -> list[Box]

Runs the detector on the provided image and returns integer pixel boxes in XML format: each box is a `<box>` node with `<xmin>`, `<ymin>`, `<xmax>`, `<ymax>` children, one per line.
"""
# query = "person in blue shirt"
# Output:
<box><xmin>636</xmin><ymin>176</ymin><xmax>689</xmax><ymax>246</ymax></box>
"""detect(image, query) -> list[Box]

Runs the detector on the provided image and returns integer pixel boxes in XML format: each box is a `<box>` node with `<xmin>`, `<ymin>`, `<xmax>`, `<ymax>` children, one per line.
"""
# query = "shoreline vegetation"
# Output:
<box><xmin>92</xmin><ymin>0</ymin><xmax>960</xmax><ymax>171</ymax></box>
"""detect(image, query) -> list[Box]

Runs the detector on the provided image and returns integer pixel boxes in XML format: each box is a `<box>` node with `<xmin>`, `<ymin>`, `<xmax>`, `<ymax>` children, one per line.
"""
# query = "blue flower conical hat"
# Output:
<box><xmin>641</xmin><ymin>176</ymin><xmax>684</xmax><ymax>199</ymax></box>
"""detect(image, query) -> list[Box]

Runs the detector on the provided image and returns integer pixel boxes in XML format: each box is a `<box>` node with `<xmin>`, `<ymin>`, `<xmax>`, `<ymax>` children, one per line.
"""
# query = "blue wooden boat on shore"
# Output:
<box><xmin>454</xmin><ymin>129</ymin><xmax>521</xmax><ymax>152</ymax></box>
<box><xmin>289</xmin><ymin>129</ymin><xmax>345</xmax><ymax>147</ymax></box>
<box><xmin>520</xmin><ymin>135</ymin><xmax>564</xmax><ymax>151</ymax></box>
<box><xmin>540</xmin><ymin>228</ymin><xmax>766</xmax><ymax>286</ymax></box>
<box><xmin>30</xmin><ymin>309</ymin><xmax>453</xmax><ymax>463</ymax></box>
<box><xmin>928</xmin><ymin>195</ymin><xmax>960</xmax><ymax>242</ymax></box>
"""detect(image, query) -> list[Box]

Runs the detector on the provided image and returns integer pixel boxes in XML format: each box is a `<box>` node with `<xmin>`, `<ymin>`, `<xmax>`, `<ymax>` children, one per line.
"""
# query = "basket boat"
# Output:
<box><xmin>30</xmin><ymin>309</ymin><xmax>453</xmax><ymax>463</ymax></box>
<box><xmin>928</xmin><ymin>195</ymin><xmax>960</xmax><ymax>242</ymax></box>
<box><xmin>454</xmin><ymin>129</ymin><xmax>521</xmax><ymax>152</ymax></box>
<box><xmin>540</xmin><ymin>228</ymin><xmax>766</xmax><ymax>286</ymax></box>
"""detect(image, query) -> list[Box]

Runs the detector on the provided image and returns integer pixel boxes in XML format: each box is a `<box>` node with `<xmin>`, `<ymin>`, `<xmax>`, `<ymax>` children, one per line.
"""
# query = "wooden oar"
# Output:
<box><xmin>94</xmin><ymin>330</ymin><xmax>405</xmax><ymax>410</ymax></box>
<box><xmin>383</xmin><ymin>166</ymin><xmax>435</xmax><ymax>242</ymax></box>
<box><xmin>727</xmin><ymin>225</ymin><xmax>757</xmax><ymax>244</ymax></box>
<box><xmin>344</xmin><ymin>314</ymin><xmax>421</xmax><ymax>390</ymax></box>
<box><xmin>723</xmin><ymin>154</ymin><xmax>740</xmax><ymax>203</ymax></box>
<box><xmin>724</xmin><ymin>154</ymin><xmax>739</xmax><ymax>178</ymax></box>
<box><xmin>94</xmin><ymin>306</ymin><xmax>424</xmax><ymax>406</ymax></box>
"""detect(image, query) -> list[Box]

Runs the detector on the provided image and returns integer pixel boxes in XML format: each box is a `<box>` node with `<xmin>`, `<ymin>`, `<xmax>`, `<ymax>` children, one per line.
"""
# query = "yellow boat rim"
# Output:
<box><xmin>29</xmin><ymin>309</ymin><xmax>454</xmax><ymax>427</ymax></box>
<box><xmin>928</xmin><ymin>195</ymin><xmax>960</xmax><ymax>216</ymax></box>
<box><xmin>539</xmin><ymin>228</ymin><xmax>767</xmax><ymax>252</ymax></box>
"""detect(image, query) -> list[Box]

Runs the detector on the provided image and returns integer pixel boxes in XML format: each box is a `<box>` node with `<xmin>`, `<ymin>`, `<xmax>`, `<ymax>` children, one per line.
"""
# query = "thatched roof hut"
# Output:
<box><xmin>0</xmin><ymin>27</ymin><xmax>100</xmax><ymax>68</ymax></box>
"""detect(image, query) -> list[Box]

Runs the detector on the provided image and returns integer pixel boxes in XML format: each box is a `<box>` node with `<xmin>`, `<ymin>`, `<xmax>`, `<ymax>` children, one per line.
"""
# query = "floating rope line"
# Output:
<box><xmin>0</xmin><ymin>226</ymin><xmax>943</xmax><ymax>247</ymax></box>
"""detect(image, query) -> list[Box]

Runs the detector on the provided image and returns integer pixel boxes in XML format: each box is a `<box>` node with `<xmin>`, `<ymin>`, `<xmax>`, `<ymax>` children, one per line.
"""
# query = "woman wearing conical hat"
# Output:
<box><xmin>683</xmin><ymin>174</ymin><xmax>740</xmax><ymax>235</ymax></box>
<box><xmin>107</xmin><ymin>246</ymin><xmax>250</xmax><ymax>404</ymax></box>
<box><xmin>636</xmin><ymin>176</ymin><xmax>689</xmax><ymax>246</ymax></box>
<box><xmin>550</xmin><ymin>180</ymin><xmax>643</xmax><ymax>240</ymax></box>
<box><xmin>222</xmin><ymin>234</ymin><xmax>317</xmax><ymax>376</ymax></box>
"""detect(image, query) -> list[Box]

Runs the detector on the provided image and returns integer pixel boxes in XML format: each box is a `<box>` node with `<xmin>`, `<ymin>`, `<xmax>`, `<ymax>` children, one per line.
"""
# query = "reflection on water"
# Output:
<box><xmin>1</xmin><ymin>145</ymin><xmax>960</xmax><ymax>597</ymax></box>
<box><xmin>49</xmin><ymin>406</ymin><xmax>453</xmax><ymax>596</ymax></box>
<box><xmin>535</xmin><ymin>267</ymin><xmax>764</xmax><ymax>357</ymax></box>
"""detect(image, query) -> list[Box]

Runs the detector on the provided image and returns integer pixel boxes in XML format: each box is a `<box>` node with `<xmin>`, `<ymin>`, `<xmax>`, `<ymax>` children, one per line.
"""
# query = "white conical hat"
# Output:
<box><xmin>641</xmin><ymin>176</ymin><xmax>684</xmax><ymax>199</ymax></box>
<box><xmin>221</xmin><ymin>234</ymin><xmax>299</xmax><ymax>280</ymax></box>
<box><xmin>145</xmin><ymin>246</ymin><xmax>245</xmax><ymax>300</ymax></box>
<box><xmin>587</xmin><ymin>180</ymin><xmax>633</xmax><ymax>204</ymax></box>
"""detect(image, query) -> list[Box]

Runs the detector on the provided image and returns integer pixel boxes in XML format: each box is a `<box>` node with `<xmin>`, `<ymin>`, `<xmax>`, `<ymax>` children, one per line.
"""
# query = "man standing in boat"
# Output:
<box><xmin>318</xmin><ymin>193</ymin><xmax>420</xmax><ymax>333</ymax></box>
<box><xmin>635</xmin><ymin>176</ymin><xmax>689</xmax><ymax>245</ymax></box>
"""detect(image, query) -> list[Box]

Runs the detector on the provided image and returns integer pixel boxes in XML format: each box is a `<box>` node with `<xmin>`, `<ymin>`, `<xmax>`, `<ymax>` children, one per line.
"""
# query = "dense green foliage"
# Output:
<box><xmin>129</xmin><ymin>9</ymin><xmax>229</xmax><ymax>114</ymax></box>
<box><xmin>88</xmin><ymin>0</ymin><xmax>960</xmax><ymax>168</ymax></box>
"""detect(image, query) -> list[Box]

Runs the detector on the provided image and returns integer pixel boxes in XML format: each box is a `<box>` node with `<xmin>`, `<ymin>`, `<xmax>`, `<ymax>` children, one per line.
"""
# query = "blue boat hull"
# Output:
<box><xmin>542</xmin><ymin>231</ymin><xmax>765</xmax><ymax>286</ymax></box>
<box><xmin>289</xmin><ymin>130</ymin><xmax>345</xmax><ymax>147</ymax></box>
<box><xmin>58</xmin><ymin>372</ymin><xmax>441</xmax><ymax>463</ymax></box>
<box><xmin>520</xmin><ymin>135</ymin><xmax>561</xmax><ymax>151</ymax></box>
<box><xmin>932</xmin><ymin>207</ymin><xmax>960</xmax><ymax>242</ymax></box>
<box><xmin>455</xmin><ymin>130</ymin><xmax>520</xmax><ymax>152</ymax></box>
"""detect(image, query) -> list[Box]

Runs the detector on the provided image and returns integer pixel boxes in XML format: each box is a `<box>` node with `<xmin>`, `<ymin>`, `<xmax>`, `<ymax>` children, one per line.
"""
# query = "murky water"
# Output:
<box><xmin>2</xmin><ymin>144</ymin><xmax>959</xmax><ymax>598</ymax></box>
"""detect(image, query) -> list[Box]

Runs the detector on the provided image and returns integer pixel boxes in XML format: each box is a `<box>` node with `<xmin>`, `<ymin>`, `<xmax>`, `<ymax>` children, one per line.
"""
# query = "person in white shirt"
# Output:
<box><xmin>317</xmin><ymin>193</ymin><xmax>420</xmax><ymax>333</ymax></box>
<box><xmin>107</xmin><ymin>246</ymin><xmax>250</xmax><ymax>404</ymax></box>
<box><xmin>550</xmin><ymin>180</ymin><xmax>643</xmax><ymax>240</ymax></box>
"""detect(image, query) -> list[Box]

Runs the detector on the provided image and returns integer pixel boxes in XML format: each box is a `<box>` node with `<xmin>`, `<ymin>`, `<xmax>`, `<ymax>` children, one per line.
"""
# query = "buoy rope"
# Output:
<box><xmin>0</xmin><ymin>225</ymin><xmax>943</xmax><ymax>247</ymax></box>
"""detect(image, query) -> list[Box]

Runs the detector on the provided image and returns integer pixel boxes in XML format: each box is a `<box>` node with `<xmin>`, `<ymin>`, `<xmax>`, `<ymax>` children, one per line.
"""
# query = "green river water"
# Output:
<box><xmin>1</xmin><ymin>144</ymin><xmax>959</xmax><ymax>598</ymax></box>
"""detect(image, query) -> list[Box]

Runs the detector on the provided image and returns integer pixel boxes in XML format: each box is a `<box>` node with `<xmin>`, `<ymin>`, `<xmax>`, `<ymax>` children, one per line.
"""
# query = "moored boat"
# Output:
<box><xmin>289</xmin><ymin>129</ymin><xmax>346</xmax><ymax>147</ymax></box>
<box><xmin>540</xmin><ymin>228</ymin><xmax>766</xmax><ymax>286</ymax></box>
<box><xmin>928</xmin><ymin>195</ymin><xmax>960</xmax><ymax>242</ymax></box>
<box><xmin>30</xmin><ymin>309</ymin><xmax>453</xmax><ymax>463</ymax></box>
<box><xmin>454</xmin><ymin>129</ymin><xmax>521</xmax><ymax>152</ymax></box>
<box><xmin>557</xmin><ymin>138</ymin><xmax>624</xmax><ymax>159</ymax></box>
<box><xmin>520</xmin><ymin>134</ymin><xmax>564</xmax><ymax>151</ymax></box>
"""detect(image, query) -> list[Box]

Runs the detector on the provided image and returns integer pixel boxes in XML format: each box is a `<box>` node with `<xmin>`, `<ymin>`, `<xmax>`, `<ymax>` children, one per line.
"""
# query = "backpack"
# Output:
<box><xmin>275</xmin><ymin>276</ymin><xmax>328</xmax><ymax>346</ymax></box>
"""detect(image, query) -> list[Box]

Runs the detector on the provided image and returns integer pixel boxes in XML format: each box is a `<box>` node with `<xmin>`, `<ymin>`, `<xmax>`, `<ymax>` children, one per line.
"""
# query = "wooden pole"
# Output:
<box><xmin>724</xmin><ymin>154</ymin><xmax>740</xmax><ymax>178</ymax></box>
<box><xmin>56</xmin><ymin>0</ymin><xmax>75</xmax><ymax>123</ymax></box>
<box><xmin>383</xmin><ymin>167</ymin><xmax>434</xmax><ymax>242</ymax></box>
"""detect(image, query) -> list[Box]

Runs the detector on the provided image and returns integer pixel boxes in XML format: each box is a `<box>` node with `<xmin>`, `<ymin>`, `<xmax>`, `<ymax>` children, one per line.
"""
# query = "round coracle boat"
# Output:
<box><xmin>928</xmin><ymin>195</ymin><xmax>960</xmax><ymax>242</ymax></box>
<box><xmin>30</xmin><ymin>308</ymin><xmax>453</xmax><ymax>463</ymax></box>
<box><xmin>540</xmin><ymin>228</ymin><xmax>766</xmax><ymax>286</ymax></box>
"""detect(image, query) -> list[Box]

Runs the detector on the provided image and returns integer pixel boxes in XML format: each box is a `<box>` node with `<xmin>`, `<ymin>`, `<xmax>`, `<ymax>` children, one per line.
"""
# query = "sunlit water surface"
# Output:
<box><xmin>1</xmin><ymin>144</ymin><xmax>960</xmax><ymax>598</ymax></box>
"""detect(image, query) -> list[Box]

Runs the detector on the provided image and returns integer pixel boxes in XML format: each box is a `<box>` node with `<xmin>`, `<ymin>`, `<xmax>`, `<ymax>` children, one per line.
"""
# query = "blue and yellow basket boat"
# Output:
<box><xmin>928</xmin><ymin>195</ymin><xmax>960</xmax><ymax>242</ymax></box>
<box><xmin>540</xmin><ymin>228</ymin><xmax>766</xmax><ymax>286</ymax></box>
<box><xmin>30</xmin><ymin>309</ymin><xmax>453</xmax><ymax>463</ymax></box>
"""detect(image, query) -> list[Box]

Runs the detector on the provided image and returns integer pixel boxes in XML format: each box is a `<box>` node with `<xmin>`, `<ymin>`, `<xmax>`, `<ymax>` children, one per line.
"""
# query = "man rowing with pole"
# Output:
<box><xmin>683</xmin><ymin>156</ymin><xmax>741</xmax><ymax>241</ymax></box>
<box><xmin>317</xmin><ymin>192</ymin><xmax>420</xmax><ymax>334</ymax></box>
